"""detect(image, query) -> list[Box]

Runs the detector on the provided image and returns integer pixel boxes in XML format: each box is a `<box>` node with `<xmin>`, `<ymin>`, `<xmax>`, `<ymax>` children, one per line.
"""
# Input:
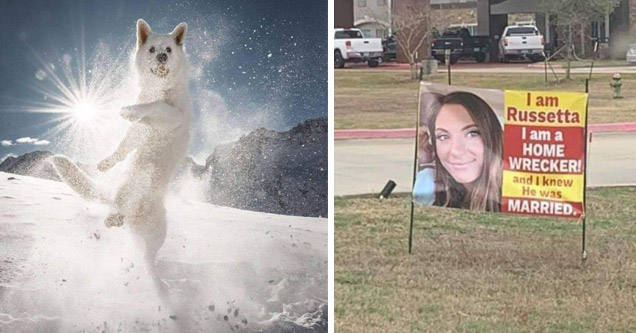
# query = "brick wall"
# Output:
<box><xmin>335</xmin><ymin>0</ymin><xmax>354</xmax><ymax>28</ymax></box>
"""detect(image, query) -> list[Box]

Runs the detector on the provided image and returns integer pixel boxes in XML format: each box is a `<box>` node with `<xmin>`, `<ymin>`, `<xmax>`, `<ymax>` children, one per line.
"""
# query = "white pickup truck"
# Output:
<box><xmin>498</xmin><ymin>25</ymin><xmax>545</xmax><ymax>63</ymax></box>
<box><xmin>334</xmin><ymin>28</ymin><xmax>383</xmax><ymax>68</ymax></box>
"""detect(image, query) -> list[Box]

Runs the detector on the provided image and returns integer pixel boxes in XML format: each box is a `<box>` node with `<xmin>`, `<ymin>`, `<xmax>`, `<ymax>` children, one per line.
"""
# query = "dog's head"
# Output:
<box><xmin>134</xmin><ymin>19</ymin><xmax>187</xmax><ymax>80</ymax></box>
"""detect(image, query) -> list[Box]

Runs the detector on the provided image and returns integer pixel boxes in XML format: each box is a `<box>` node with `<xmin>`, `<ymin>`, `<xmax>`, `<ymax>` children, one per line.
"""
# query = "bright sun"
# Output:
<box><xmin>72</xmin><ymin>101</ymin><xmax>97</xmax><ymax>122</ymax></box>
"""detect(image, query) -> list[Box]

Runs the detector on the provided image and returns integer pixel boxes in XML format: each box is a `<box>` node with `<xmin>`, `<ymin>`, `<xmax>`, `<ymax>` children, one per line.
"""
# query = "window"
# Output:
<box><xmin>591</xmin><ymin>21</ymin><xmax>607</xmax><ymax>41</ymax></box>
<box><xmin>357</xmin><ymin>0</ymin><xmax>366</xmax><ymax>7</ymax></box>
<box><xmin>335</xmin><ymin>30</ymin><xmax>364</xmax><ymax>39</ymax></box>
<box><xmin>591</xmin><ymin>21</ymin><xmax>599</xmax><ymax>38</ymax></box>
<box><xmin>505</xmin><ymin>27</ymin><xmax>538</xmax><ymax>36</ymax></box>
<box><xmin>377</xmin><ymin>0</ymin><xmax>387</xmax><ymax>5</ymax></box>
<box><xmin>376</xmin><ymin>29</ymin><xmax>387</xmax><ymax>38</ymax></box>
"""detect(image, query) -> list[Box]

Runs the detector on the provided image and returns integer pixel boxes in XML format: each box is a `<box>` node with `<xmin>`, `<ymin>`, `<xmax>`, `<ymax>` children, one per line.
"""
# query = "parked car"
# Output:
<box><xmin>431</xmin><ymin>27</ymin><xmax>490</xmax><ymax>64</ymax></box>
<box><xmin>334</xmin><ymin>28</ymin><xmax>384</xmax><ymax>68</ymax></box>
<box><xmin>627</xmin><ymin>44</ymin><xmax>636</xmax><ymax>64</ymax></box>
<box><xmin>382</xmin><ymin>35</ymin><xmax>397</xmax><ymax>62</ymax></box>
<box><xmin>498</xmin><ymin>25</ymin><xmax>545</xmax><ymax>63</ymax></box>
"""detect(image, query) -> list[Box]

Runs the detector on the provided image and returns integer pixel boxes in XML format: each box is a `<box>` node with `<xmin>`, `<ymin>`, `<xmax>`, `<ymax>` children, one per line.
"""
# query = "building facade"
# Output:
<box><xmin>479</xmin><ymin>0</ymin><xmax>634</xmax><ymax>59</ymax></box>
<box><xmin>345</xmin><ymin>0</ymin><xmax>636</xmax><ymax>62</ymax></box>
<box><xmin>353</xmin><ymin>0</ymin><xmax>391</xmax><ymax>38</ymax></box>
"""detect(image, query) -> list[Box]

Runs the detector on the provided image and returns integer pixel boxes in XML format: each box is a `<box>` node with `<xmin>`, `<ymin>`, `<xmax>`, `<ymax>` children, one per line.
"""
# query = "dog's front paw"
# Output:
<box><xmin>97</xmin><ymin>157</ymin><xmax>116</xmax><ymax>172</ymax></box>
<box><xmin>104</xmin><ymin>213</ymin><xmax>125</xmax><ymax>228</ymax></box>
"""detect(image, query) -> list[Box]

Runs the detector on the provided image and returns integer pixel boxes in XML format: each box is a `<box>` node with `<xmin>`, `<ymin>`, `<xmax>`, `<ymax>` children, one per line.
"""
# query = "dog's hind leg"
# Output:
<box><xmin>105</xmin><ymin>171</ymin><xmax>153</xmax><ymax>228</ymax></box>
<box><xmin>131</xmin><ymin>201</ymin><xmax>168</xmax><ymax>292</ymax></box>
<box><xmin>147</xmin><ymin>222</ymin><xmax>168</xmax><ymax>294</ymax></box>
<box><xmin>51</xmin><ymin>155</ymin><xmax>110</xmax><ymax>203</ymax></box>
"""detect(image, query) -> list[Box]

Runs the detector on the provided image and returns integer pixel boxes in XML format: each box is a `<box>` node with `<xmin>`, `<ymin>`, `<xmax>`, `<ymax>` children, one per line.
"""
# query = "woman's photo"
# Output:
<box><xmin>414</xmin><ymin>86</ymin><xmax>503</xmax><ymax>212</ymax></box>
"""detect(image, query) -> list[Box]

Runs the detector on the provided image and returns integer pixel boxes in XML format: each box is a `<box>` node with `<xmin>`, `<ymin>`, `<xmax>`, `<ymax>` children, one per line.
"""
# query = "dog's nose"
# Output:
<box><xmin>156</xmin><ymin>53</ymin><xmax>168</xmax><ymax>64</ymax></box>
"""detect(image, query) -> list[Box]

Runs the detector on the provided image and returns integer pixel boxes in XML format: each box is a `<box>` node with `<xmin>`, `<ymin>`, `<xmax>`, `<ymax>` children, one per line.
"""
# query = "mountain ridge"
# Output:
<box><xmin>0</xmin><ymin>118</ymin><xmax>327</xmax><ymax>217</ymax></box>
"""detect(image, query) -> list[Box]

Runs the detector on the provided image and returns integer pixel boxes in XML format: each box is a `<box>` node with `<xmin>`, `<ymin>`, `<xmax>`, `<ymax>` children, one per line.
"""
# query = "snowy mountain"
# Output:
<box><xmin>0</xmin><ymin>172</ymin><xmax>328</xmax><ymax>332</ymax></box>
<box><xmin>0</xmin><ymin>151</ymin><xmax>60</xmax><ymax>181</ymax></box>
<box><xmin>0</xmin><ymin>118</ymin><xmax>327</xmax><ymax>218</ymax></box>
<box><xmin>0</xmin><ymin>151</ymin><xmax>96</xmax><ymax>182</ymax></box>
<box><xmin>202</xmin><ymin>118</ymin><xmax>327</xmax><ymax>218</ymax></box>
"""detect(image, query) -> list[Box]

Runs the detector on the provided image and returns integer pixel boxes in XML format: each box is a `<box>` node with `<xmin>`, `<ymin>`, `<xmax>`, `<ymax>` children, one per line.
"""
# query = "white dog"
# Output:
<box><xmin>52</xmin><ymin>19</ymin><xmax>191</xmax><ymax>289</ymax></box>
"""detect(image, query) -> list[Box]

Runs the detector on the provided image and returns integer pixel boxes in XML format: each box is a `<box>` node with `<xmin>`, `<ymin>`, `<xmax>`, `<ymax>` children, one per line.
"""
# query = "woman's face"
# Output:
<box><xmin>434</xmin><ymin>103</ymin><xmax>485</xmax><ymax>184</ymax></box>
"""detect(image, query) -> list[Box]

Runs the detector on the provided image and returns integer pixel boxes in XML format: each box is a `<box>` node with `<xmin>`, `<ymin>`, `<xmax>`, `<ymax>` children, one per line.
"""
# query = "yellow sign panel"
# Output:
<box><xmin>502</xmin><ymin>171</ymin><xmax>584</xmax><ymax>202</ymax></box>
<box><xmin>502</xmin><ymin>90</ymin><xmax>588</xmax><ymax>218</ymax></box>
<box><xmin>504</xmin><ymin>90</ymin><xmax>587</xmax><ymax>128</ymax></box>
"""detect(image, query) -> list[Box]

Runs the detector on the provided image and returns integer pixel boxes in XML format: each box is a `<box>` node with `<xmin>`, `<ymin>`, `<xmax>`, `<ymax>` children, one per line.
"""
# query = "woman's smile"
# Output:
<box><xmin>435</xmin><ymin>103</ymin><xmax>485</xmax><ymax>184</ymax></box>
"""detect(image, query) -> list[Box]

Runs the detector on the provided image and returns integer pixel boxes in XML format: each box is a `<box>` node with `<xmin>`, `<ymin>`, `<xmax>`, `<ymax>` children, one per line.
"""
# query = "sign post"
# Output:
<box><xmin>445</xmin><ymin>49</ymin><xmax>451</xmax><ymax>85</ymax></box>
<box><xmin>582</xmin><ymin>93</ymin><xmax>590</xmax><ymax>260</ymax></box>
<box><xmin>409</xmin><ymin>85</ymin><xmax>423</xmax><ymax>254</ymax></box>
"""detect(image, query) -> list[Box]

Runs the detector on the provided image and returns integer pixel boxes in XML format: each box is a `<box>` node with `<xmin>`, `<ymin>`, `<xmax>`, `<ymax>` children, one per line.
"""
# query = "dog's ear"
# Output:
<box><xmin>137</xmin><ymin>19</ymin><xmax>152</xmax><ymax>47</ymax></box>
<box><xmin>171</xmin><ymin>23</ymin><xmax>187</xmax><ymax>46</ymax></box>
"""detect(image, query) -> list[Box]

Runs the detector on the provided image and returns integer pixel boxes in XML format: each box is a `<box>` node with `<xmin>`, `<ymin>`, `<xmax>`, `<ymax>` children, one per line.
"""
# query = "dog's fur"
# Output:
<box><xmin>52</xmin><ymin>19</ymin><xmax>191</xmax><ymax>289</ymax></box>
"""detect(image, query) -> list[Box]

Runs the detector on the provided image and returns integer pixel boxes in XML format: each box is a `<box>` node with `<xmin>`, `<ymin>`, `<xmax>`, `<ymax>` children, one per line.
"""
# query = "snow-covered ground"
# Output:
<box><xmin>0</xmin><ymin>172</ymin><xmax>327</xmax><ymax>332</ymax></box>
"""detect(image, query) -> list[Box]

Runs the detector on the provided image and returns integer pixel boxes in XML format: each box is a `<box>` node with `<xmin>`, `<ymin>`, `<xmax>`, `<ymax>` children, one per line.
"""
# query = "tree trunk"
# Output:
<box><xmin>409</xmin><ymin>53</ymin><xmax>417</xmax><ymax>79</ymax></box>
<box><xmin>410</xmin><ymin>63</ymin><xmax>418</xmax><ymax>79</ymax></box>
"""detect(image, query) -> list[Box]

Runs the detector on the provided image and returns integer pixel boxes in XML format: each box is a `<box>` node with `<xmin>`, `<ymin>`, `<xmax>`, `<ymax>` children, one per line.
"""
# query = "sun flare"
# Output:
<box><xmin>72</xmin><ymin>101</ymin><xmax>97</xmax><ymax>122</ymax></box>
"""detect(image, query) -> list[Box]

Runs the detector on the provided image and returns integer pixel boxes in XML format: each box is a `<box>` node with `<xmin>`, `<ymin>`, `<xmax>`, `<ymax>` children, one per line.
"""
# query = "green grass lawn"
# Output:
<box><xmin>335</xmin><ymin>71</ymin><xmax>636</xmax><ymax>129</ymax></box>
<box><xmin>335</xmin><ymin>187</ymin><xmax>636</xmax><ymax>332</ymax></box>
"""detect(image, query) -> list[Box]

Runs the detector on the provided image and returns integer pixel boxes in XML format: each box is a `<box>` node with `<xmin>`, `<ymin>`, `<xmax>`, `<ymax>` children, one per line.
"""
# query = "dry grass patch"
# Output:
<box><xmin>335</xmin><ymin>187</ymin><xmax>636</xmax><ymax>332</ymax></box>
<box><xmin>335</xmin><ymin>70</ymin><xmax>636</xmax><ymax>129</ymax></box>
<box><xmin>549</xmin><ymin>59</ymin><xmax>630</xmax><ymax>68</ymax></box>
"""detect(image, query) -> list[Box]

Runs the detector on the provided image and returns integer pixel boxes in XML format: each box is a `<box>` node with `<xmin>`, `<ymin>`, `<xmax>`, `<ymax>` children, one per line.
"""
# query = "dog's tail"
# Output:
<box><xmin>51</xmin><ymin>155</ymin><xmax>111</xmax><ymax>204</ymax></box>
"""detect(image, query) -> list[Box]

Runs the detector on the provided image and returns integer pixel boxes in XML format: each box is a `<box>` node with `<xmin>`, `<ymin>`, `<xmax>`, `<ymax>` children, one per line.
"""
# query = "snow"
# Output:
<box><xmin>0</xmin><ymin>172</ymin><xmax>327</xmax><ymax>332</ymax></box>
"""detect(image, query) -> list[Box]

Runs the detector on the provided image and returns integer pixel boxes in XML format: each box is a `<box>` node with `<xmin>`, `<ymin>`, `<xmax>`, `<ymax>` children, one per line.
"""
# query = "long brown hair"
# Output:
<box><xmin>426</xmin><ymin>91</ymin><xmax>503</xmax><ymax>212</ymax></box>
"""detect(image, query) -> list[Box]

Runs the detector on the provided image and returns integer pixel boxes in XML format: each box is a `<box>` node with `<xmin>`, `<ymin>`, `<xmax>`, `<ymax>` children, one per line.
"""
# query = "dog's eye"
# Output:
<box><xmin>166</xmin><ymin>47</ymin><xmax>171</xmax><ymax>53</ymax></box>
<box><xmin>149</xmin><ymin>47</ymin><xmax>155</xmax><ymax>53</ymax></box>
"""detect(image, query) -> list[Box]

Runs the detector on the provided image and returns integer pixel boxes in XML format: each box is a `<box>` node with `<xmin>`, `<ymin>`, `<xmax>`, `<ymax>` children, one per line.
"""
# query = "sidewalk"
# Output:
<box><xmin>335</xmin><ymin>131</ymin><xmax>636</xmax><ymax>196</ymax></box>
<box><xmin>335</xmin><ymin>122</ymin><xmax>636</xmax><ymax>140</ymax></box>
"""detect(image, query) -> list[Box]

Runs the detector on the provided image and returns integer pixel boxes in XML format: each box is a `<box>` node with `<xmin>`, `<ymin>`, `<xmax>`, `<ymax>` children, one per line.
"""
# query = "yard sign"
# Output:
<box><xmin>502</xmin><ymin>90</ymin><xmax>588</xmax><ymax>218</ymax></box>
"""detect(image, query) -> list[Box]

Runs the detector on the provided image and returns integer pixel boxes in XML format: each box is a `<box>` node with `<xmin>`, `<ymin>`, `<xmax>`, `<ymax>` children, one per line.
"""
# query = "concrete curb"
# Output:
<box><xmin>336</xmin><ymin>184</ymin><xmax>636</xmax><ymax>197</ymax></box>
<box><xmin>335</xmin><ymin>122</ymin><xmax>636</xmax><ymax>140</ymax></box>
<box><xmin>587</xmin><ymin>183</ymin><xmax>636</xmax><ymax>188</ymax></box>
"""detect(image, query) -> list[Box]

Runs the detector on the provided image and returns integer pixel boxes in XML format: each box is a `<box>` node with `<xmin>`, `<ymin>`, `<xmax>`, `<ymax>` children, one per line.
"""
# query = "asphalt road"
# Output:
<box><xmin>335</xmin><ymin>132</ymin><xmax>636</xmax><ymax>196</ymax></box>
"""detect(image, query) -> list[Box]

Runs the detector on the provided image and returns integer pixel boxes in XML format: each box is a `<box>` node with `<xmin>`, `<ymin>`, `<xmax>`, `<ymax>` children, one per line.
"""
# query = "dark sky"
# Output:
<box><xmin>0</xmin><ymin>0</ymin><xmax>327</xmax><ymax>162</ymax></box>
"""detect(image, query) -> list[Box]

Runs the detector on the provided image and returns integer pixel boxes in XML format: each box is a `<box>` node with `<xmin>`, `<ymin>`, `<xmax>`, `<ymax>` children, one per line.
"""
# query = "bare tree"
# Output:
<box><xmin>392</xmin><ymin>0</ymin><xmax>456</xmax><ymax>79</ymax></box>
<box><xmin>539</xmin><ymin>0</ymin><xmax>620</xmax><ymax>79</ymax></box>
<box><xmin>392</xmin><ymin>0</ymin><xmax>433</xmax><ymax>79</ymax></box>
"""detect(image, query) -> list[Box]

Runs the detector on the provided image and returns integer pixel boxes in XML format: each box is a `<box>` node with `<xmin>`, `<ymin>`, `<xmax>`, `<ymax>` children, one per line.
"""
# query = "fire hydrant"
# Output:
<box><xmin>610</xmin><ymin>73</ymin><xmax>623</xmax><ymax>99</ymax></box>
